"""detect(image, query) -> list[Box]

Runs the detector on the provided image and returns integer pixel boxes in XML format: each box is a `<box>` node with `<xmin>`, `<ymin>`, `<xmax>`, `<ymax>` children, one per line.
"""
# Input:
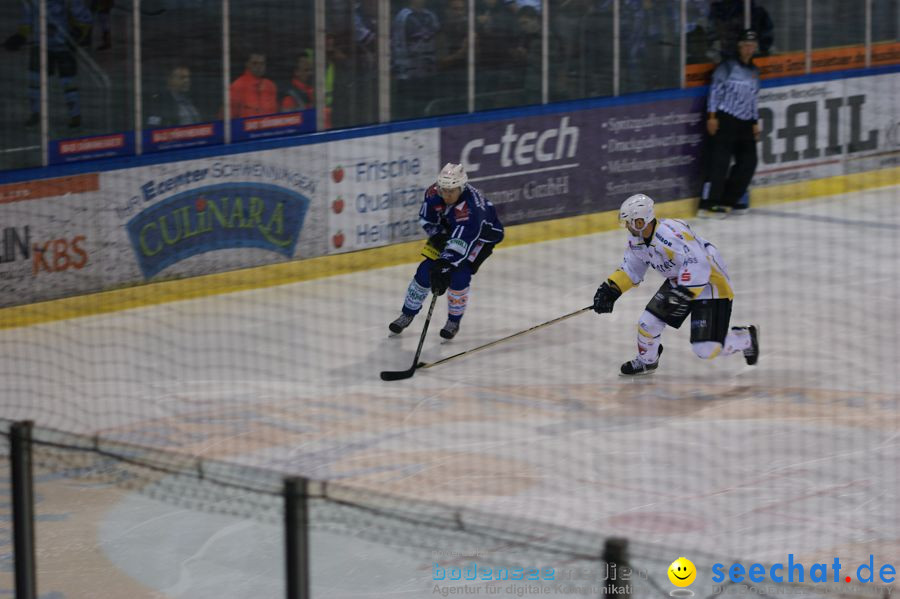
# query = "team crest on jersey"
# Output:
<box><xmin>454</xmin><ymin>201</ymin><xmax>470</xmax><ymax>221</ymax></box>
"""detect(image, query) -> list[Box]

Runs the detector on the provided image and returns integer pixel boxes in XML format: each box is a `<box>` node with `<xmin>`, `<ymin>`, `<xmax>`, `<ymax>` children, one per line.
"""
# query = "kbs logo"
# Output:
<box><xmin>32</xmin><ymin>236</ymin><xmax>88</xmax><ymax>274</ymax></box>
<box><xmin>0</xmin><ymin>226</ymin><xmax>88</xmax><ymax>275</ymax></box>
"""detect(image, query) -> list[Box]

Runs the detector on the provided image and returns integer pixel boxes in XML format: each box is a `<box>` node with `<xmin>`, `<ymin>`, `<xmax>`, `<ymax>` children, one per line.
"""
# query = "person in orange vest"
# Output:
<box><xmin>229</xmin><ymin>51</ymin><xmax>277</xmax><ymax>118</ymax></box>
<box><xmin>280</xmin><ymin>53</ymin><xmax>314</xmax><ymax>112</ymax></box>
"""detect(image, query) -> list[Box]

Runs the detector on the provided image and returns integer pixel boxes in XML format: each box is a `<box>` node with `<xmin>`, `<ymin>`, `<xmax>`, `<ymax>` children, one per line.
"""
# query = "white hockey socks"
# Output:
<box><xmin>403</xmin><ymin>279</ymin><xmax>430</xmax><ymax>313</ymax></box>
<box><xmin>636</xmin><ymin>311</ymin><xmax>665</xmax><ymax>364</ymax></box>
<box><xmin>447</xmin><ymin>287</ymin><xmax>469</xmax><ymax>319</ymax></box>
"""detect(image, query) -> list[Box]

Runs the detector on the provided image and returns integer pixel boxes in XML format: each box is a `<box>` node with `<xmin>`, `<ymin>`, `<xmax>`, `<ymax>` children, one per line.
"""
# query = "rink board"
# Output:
<box><xmin>0</xmin><ymin>69</ymin><xmax>897</xmax><ymax>315</ymax></box>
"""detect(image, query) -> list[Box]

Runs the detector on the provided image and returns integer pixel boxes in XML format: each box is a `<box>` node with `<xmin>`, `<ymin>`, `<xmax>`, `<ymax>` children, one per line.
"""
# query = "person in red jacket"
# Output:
<box><xmin>229</xmin><ymin>52</ymin><xmax>277</xmax><ymax>118</ymax></box>
<box><xmin>281</xmin><ymin>53</ymin><xmax>314</xmax><ymax>112</ymax></box>
<box><xmin>280</xmin><ymin>52</ymin><xmax>331</xmax><ymax>130</ymax></box>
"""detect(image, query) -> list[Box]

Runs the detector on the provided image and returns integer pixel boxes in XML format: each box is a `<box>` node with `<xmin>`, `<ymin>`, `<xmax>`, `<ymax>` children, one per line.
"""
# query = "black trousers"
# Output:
<box><xmin>702</xmin><ymin>112</ymin><xmax>758</xmax><ymax>209</ymax></box>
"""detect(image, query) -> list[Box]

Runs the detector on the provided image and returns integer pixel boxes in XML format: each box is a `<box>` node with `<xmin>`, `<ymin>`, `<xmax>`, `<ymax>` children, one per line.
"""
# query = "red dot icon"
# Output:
<box><xmin>845</xmin><ymin>576</ymin><xmax>851</xmax><ymax>583</ymax></box>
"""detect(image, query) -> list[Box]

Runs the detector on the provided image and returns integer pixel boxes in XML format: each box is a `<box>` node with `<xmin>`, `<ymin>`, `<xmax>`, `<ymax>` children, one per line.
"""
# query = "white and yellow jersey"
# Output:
<box><xmin>608</xmin><ymin>218</ymin><xmax>734</xmax><ymax>300</ymax></box>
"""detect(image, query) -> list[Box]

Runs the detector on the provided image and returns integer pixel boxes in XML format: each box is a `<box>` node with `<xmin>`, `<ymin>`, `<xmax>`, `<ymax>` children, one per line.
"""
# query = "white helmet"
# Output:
<box><xmin>619</xmin><ymin>194</ymin><xmax>655</xmax><ymax>228</ymax></box>
<box><xmin>437</xmin><ymin>162</ymin><xmax>468</xmax><ymax>190</ymax></box>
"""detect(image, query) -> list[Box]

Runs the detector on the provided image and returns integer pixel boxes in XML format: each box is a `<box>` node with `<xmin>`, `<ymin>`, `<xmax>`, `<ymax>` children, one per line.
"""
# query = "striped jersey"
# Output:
<box><xmin>613</xmin><ymin>218</ymin><xmax>734</xmax><ymax>300</ymax></box>
<box><xmin>708</xmin><ymin>58</ymin><xmax>760</xmax><ymax>122</ymax></box>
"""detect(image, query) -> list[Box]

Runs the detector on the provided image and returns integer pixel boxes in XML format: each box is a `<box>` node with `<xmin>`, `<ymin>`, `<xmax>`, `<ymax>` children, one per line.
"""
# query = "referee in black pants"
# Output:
<box><xmin>699</xmin><ymin>29</ymin><xmax>761</xmax><ymax>217</ymax></box>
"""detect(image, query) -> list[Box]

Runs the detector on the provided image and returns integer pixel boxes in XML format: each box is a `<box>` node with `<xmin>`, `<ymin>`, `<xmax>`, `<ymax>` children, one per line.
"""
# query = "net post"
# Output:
<box><xmin>602</xmin><ymin>537</ymin><xmax>630</xmax><ymax>599</ymax></box>
<box><xmin>10</xmin><ymin>420</ymin><xmax>37</xmax><ymax>599</ymax></box>
<box><xmin>284</xmin><ymin>476</ymin><xmax>310</xmax><ymax>599</ymax></box>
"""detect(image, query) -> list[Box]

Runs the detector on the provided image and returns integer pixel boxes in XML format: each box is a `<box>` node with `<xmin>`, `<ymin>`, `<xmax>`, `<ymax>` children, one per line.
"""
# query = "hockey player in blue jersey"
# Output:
<box><xmin>389</xmin><ymin>163</ymin><xmax>504</xmax><ymax>340</ymax></box>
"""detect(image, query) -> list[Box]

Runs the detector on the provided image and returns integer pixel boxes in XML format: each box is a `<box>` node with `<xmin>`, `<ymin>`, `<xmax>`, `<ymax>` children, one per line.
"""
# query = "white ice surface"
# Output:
<box><xmin>1</xmin><ymin>187</ymin><xmax>898</xmax><ymax>598</ymax></box>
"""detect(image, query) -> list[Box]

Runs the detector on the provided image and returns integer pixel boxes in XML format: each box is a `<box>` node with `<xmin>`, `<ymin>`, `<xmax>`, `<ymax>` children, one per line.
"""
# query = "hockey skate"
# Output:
<box><xmin>701</xmin><ymin>205</ymin><xmax>731</xmax><ymax>219</ymax></box>
<box><xmin>737</xmin><ymin>325</ymin><xmax>759</xmax><ymax>365</ymax></box>
<box><xmin>439</xmin><ymin>319</ymin><xmax>459</xmax><ymax>340</ymax></box>
<box><xmin>388</xmin><ymin>313</ymin><xmax>414</xmax><ymax>335</ymax></box>
<box><xmin>620</xmin><ymin>345</ymin><xmax>663</xmax><ymax>376</ymax></box>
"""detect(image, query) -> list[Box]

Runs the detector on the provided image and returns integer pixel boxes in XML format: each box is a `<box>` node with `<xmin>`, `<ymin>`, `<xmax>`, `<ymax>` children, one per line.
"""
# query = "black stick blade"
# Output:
<box><xmin>380</xmin><ymin>367</ymin><xmax>416</xmax><ymax>381</ymax></box>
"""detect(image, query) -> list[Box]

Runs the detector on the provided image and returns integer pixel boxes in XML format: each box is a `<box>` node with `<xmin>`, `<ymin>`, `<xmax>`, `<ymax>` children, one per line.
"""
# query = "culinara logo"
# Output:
<box><xmin>127</xmin><ymin>183</ymin><xmax>309</xmax><ymax>278</ymax></box>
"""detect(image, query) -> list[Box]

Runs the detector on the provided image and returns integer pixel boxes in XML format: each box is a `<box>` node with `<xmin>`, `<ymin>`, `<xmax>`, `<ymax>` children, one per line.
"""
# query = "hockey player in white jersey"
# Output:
<box><xmin>593</xmin><ymin>193</ymin><xmax>759</xmax><ymax>375</ymax></box>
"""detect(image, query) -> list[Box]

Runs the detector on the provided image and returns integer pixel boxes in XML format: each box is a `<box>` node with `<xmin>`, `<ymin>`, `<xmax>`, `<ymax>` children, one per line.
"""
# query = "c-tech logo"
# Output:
<box><xmin>459</xmin><ymin>116</ymin><xmax>579</xmax><ymax>173</ymax></box>
<box><xmin>711</xmin><ymin>555</ymin><xmax>896</xmax><ymax>585</ymax></box>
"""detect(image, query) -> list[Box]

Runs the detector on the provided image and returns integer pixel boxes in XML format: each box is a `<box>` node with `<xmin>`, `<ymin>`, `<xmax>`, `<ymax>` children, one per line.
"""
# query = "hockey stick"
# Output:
<box><xmin>380</xmin><ymin>294</ymin><xmax>439</xmax><ymax>381</ymax></box>
<box><xmin>416</xmin><ymin>305</ymin><xmax>593</xmax><ymax>371</ymax></box>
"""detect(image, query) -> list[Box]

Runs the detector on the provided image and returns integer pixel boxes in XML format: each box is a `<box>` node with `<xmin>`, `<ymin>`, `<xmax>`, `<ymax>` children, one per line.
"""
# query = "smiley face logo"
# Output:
<box><xmin>668</xmin><ymin>557</ymin><xmax>696</xmax><ymax>587</ymax></box>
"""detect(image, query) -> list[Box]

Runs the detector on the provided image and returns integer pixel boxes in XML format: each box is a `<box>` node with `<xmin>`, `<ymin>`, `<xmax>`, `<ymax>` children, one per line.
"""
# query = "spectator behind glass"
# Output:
<box><xmin>3</xmin><ymin>0</ymin><xmax>93</xmax><ymax>129</ymax></box>
<box><xmin>146</xmin><ymin>65</ymin><xmax>201</xmax><ymax>128</ymax></box>
<box><xmin>281</xmin><ymin>53</ymin><xmax>315</xmax><ymax>112</ymax></box>
<box><xmin>577</xmin><ymin>0</ymin><xmax>614</xmax><ymax>98</ymax></box>
<box><xmin>708</xmin><ymin>0</ymin><xmax>773</xmax><ymax>60</ymax></box>
<box><xmin>280</xmin><ymin>51</ymin><xmax>333</xmax><ymax>130</ymax></box>
<box><xmin>349</xmin><ymin>0</ymin><xmax>378</xmax><ymax>124</ymax></box>
<box><xmin>475</xmin><ymin>0</ymin><xmax>516</xmax><ymax>109</ymax></box>
<box><xmin>685</xmin><ymin>0</ymin><xmax>713</xmax><ymax>64</ymax></box>
<box><xmin>328</xmin><ymin>0</ymin><xmax>378</xmax><ymax>128</ymax></box>
<box><xmin>391</xmin><ymin>0</ymin><xmax>440</xmax><ymax>120</ymax></box>
<box><xmin>552</xmin><ymin>0</ymin><xmax>591</xmax><ymax>101</ymax></box>
<box><xmin>229</xmin><ymin>52</ymin><xmax>278</xmax><ymax>118</ymax></box>
<box><xmin>618</xmin><ymin>0</ymin><xmax>666</xmax><ymax>93</ymax></box>
<box><xmin>507</xmin><ymin>6</ymin><xmax>564</xmax><ymax>104</ymax></box>
<box><xmin>435</xmin><ymin>0</ymin><xmax>468</xmax><ymax>114</ymax></box>
<box><xmin>91</xmin><ymin>0</ymin><xmax>114</xmax><ymax>51</ymax></box>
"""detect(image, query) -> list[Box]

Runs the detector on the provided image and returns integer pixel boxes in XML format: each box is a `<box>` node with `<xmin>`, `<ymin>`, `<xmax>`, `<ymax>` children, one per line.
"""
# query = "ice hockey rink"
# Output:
<box><xmin>1</xmin><ymin>186</ymin><xmax>898</xmax><ymax>598</ymax></box>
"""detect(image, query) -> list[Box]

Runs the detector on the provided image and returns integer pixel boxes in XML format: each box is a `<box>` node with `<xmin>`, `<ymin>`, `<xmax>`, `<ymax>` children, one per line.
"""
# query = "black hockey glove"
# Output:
<box><xmin>430</xmin><ymin>259</ymin><xmax>454</xmax><ymax>296</ymax></box>
<box><xmin>593</xmin><ymin>281</ymin><xmax>622</xmax><ymax>314</ymax></box>
<box><xmin>428</xmin><ymin>232</ymin><xmax>449</xmax><ymax>252</ymax></box>
<box><xmin>4</xmin><ymin>33</ymin><xmax>26</xmax><ymax>52</ymax></box>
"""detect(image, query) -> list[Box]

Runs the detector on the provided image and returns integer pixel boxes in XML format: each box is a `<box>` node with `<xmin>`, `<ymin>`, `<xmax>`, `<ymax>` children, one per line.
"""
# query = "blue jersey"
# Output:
<box><xmin>419</xmin><ymin>184</ymin><xmax>504</xmax><ymax>267</ymax></box>
<box><xmin>20</xmin><ymin>0</ymin><xmax>92</xmax><ymax>51</ymax></box>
